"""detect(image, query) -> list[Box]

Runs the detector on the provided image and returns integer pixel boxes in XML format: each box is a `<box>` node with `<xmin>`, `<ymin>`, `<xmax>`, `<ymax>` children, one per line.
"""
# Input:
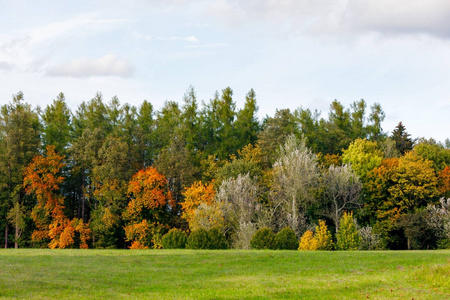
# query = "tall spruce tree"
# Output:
<box><xmin>391</xmin><ymin>122</ymin><xmax>414</xmax><ymax>155</ymax></box>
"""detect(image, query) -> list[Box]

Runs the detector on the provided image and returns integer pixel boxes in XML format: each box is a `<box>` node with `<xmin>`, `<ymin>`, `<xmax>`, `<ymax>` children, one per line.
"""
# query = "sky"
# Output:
<box><xmin>1</xmin><ymin>0</ymin><xmax>450</xmax><ymax>142</ymax></box>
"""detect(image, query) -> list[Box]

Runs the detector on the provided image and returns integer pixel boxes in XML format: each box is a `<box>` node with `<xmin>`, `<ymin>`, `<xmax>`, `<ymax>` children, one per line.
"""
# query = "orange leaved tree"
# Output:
<box><xmin>123</xmin><ymin>167</ymin><xmax>174</xmax><ymax>249</ymax></box>
<box><xmin>23</xmin><ymin>145</ymin><xmax>91</xmax><ymax>248</ymax></box>
<box><xmin>181</xmin><ymin>181</ymin><xmax>215</xmax><ymax>227</ymax></box>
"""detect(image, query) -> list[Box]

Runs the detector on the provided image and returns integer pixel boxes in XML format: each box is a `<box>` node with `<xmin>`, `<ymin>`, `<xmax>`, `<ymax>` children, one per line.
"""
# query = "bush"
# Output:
<box><xmin>162</xmin><ymin>228</ymin><xmax>187</xmax><ymax>249</ymax></box>
<box><xmin>187</xmin><ymin>228</ymin><xmax>209</xmax><ymax>249</ymax></box>
<box><xmin>336</xmin><ymin>212</ymin><xmax>360</xmax><ymax>250</ymax></box>
<box><xmin>315</xmin><ymin>220</ymin><xmax>334</xmax><ymax>250</ymax></box>
<box><xmin>358</xmin><ymin>226</ymin><xmax>382</xmax><ymax>250</ymax></box>
<box><xmin>250</xmin><ymin>227</ymin><xmax>275</xmax><ymax>249</ymax></box>
<box><xmin>275</xmin><ymin>227</ymin><xmax>298</xmax><ymax>250</ymax></box>
<box><xmin>232</xmin><ymin>222</ymin><xmax>257</xmax><ymax>249</ymax></box>
<box><xmin>207</xmin><ymin>227</ymin><xmax>228</xmax><ymax>249</ymax></box>
<box><xmin>437</xmin><ymin>238</ymin><xmax>450</xmax><ymax>249</ymax></box>
<box><xmin>298</xmin><ymin>230</ymin><xmax>318</xmax><ymax>251</ymax></box>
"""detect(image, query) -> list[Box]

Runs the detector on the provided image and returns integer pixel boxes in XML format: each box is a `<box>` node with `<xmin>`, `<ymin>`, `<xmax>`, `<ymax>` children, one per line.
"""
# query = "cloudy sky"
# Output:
<box><xmin>1</xmin><ymin>0</ymin><xmax>450</xmax><ymax>142</ymax></box>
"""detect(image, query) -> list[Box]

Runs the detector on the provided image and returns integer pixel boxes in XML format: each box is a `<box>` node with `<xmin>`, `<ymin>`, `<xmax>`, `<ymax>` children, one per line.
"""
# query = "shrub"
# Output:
<box><xmin>437</xmin><ymin>239</ymin><xmax>450</xmax><ymax>249</ymax></box>
<box><xmin>275</xmin><ymin>227</ymin><xmax>298</xmax><ymax>250</ymax></box>
<box><xmin>250</xmin><ymin>227</ymin><xmax>275</xmax><ymax>249</ymax></box>
<box><xmin>298</xmin><ymin>230</ymin><xmax>318</xmax><ymax>250</ymax></box>
<box><xmin>232</xmin><ymin>222</ymin><xmax>257</xmax><ymax>249</ymax></box>
<box><xmin>162</xmin><ymin>228</ymin><xmax>187</xmax><ymax>249</ymax></box>
<box><xmin>315</xmin><ymin>220</ymin><xmax>334</xmax><ymax>250</ymax></box>
<box><xmin>187</xmin><ymin>228</ymin><xmax>209</xmax><ymax>249</ymax></box>
<box><xmin>358</xmin><ymin>226</ymin><xmax>382</xmax><ymax>250</ymax></box>
<box><xmin>207</xmin><ymin>227</ymin><xmax>228</xmax><ymax>249</ymax></box>
<box><xmin>336</xmin><ymin>211</ymin><xmax>360</xmax><ymax>250</ymax></box>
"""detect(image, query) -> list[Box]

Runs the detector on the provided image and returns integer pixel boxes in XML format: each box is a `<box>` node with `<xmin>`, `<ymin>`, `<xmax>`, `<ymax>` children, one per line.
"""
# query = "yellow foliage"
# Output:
<box><xmin>181</xmin><ymin>181</ymin><xmax>215</xmax><ymax>225</ymax></box>
<box><xmin>315</xmin><ymin>220</ymin><xmax>334</xmax><ymax>250</ymax></box>
<box><xmin>298</xmin><ymin>230</ymin><xmax>318</xmax><ymax>251</ymax></box>
<box><xmin>189</xmin><ymin>202</ymin><xmax>226</xmax><ymax>231</ymax></box>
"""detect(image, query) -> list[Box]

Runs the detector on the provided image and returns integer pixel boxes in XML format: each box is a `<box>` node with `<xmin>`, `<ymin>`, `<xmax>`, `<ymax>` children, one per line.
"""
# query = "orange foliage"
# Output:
<box><xmin>181</xmin><ymin>181</ymin><xmax>215</xmax><ymax>225</ymax></box>
<box><xmin>438</xmin><ymin>166</ymin><xmax>450</xmax><ymax>198</ymax></box>
<box><xmin>24</xmin><ymin>145</ymin><xmax>91</xmax><ymax>248</ymax></box>
<box><xmin>123</xmin><ymin>167</ymin><xmax>173</xmax><ymax>248</ymax></box>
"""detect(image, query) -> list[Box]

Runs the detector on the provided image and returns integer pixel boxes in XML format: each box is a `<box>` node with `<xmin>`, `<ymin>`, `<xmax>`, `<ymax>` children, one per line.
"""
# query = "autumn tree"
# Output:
<box><xmin>363</xmin><ymin>158</ymin><xmax>399</xmax><ymax>223</ymax></box>
<box><xmin>23</xmin><ymin>146</ymin><xmax>90</xmax><ymax>249</ymax></box>
<box><xmin>123</xmin><ymin>167</ymin><xmax>174</xmax><ymax>249</ymax></box>
<box><xmin>388</xmin><ymin>152</ymin><xmax>439</xmax><ymax>218</ymax></box>
<box><xmin>341</xmin><ymin>139</ymin><xmax>383</xmax><ymax>179</ymax></box>
<box><xmin>181</xmin><ymin>181</ymin><xmax>216</xmax><ymax>227</ymax></box>
<box><xmin>336</xmin><ymin>211</ymin><xmax>360</xmax><ymax>250</ymax></box>
<box><xmin>438</xmin><ymin>166</ymin><xmax>450</xmax><ymax>198</ymax></box>
<box><xmin>298</xmin><ymin>230</ymin><xmax>318</xmax><ymax>251</ymax></box>
<box><xmin>315</xmin><ymin>220</ymin><xmax>334</xmax><ymax>250</ymax></box>
<box><xmin>215</xmin><ymin>143</ymin><xmax>263</xmax><ymax>185</ymax></box>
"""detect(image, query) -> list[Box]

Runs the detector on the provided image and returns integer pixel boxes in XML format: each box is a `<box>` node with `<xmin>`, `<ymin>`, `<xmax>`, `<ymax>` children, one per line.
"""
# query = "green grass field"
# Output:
<box><xmin>0</xmin><ymin>249</ymin><xmax>449</xmax><ymax>299</ymax></box>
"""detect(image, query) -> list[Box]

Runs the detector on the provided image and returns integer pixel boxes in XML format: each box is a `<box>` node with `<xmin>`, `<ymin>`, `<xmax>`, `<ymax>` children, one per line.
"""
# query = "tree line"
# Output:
<box><xmin>1</xmin><ymin>87</ymin><xmax>449</xmax><ymax>250</ymax></box>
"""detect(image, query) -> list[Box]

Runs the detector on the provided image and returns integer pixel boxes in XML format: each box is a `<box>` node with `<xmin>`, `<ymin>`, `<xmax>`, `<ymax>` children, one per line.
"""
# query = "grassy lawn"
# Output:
<box><xmin>0</xmin><ymin>249</ymin><xmax>449</xmax><ymax>299</ymax></box>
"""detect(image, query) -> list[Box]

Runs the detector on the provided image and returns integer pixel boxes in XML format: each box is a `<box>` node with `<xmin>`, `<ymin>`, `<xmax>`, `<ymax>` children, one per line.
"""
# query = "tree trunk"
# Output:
<box><xmin>292</xmin><ymin>195</ymin><xmax>297</xmax><ymax>232</ymax></box>
<box><xmin>14</xmin><ymin>221</ymin><xmax>19</xmax><ymax>249</ymax></box>
<box><xmin>4</xmin><ymin>226</ymin><xmax>7</xmax><ymax>249</ymax></box>
<box><xmin>81</xmin><ymin>167</ymin><xmax>85</xmax><ymax>223</ymax></box>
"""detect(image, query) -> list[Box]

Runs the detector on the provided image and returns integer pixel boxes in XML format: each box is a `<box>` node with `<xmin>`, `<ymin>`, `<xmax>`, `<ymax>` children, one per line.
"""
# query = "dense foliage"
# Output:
<box><xmin>1</xmin><ymin>87</ymin><xmax>450</xmax><ymax>250</ymax></box>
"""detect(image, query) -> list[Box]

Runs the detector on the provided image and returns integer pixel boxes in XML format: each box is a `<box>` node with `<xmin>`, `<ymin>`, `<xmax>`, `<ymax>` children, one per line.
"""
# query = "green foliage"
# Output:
<box><xmin>250</xmin><ymin>227</ymin><xmax>276</xmax><ymax>250</ymax></box>
<box><xmin>185</xmin><ymin>227</ymin><xmax>227</xmax><ymax>249</ymax></box>
<box><xmin>274</xmin><ymin>227</ymin><xmax>298</xmax><ymax>250</ymax></box>
<box><xmin>341</xmin><ymin>138</ymin><xmax>383</xmax><ymax>178</ymax></box>
<box><xmin>186</xmin><ymin>228</ymin><xmax>210</xmax><ymax>249</ymax></box>
<box><xmin>207</xmin><ymin>227</ymin><xmax>228</xmax><ymax>250</ymax></box>
<box><xmin>437</xmin><ymin>239</ymin><xmax>450</xmax><ymax>249</ymax></box>
<box><xmin>4</xmin><ymin>88</ymin><xmax>449</xmax><ymax>250</ymax></box>
<box><xmin>398</xmin><ymin>211</ymin><xmax>436</xmax><ymax>250</ymax></box>
<box><xmin>414</xmin><ymin>139</ymin><xmax>450</xmax><ymax>172</ymax></box>
<box><xmin>391</xmin><ymin>122</ymin><xmax>413</xmax><ymax>155</ymax></box>
<box><xmin>336</xmin><ymin>212</ymin><xmax>360</xmax><ymax>250</ymax></box>
<box><xmin>162</xmin><ymin>228</ymin><xmax>187</xmax><ymax>249</ymax></box>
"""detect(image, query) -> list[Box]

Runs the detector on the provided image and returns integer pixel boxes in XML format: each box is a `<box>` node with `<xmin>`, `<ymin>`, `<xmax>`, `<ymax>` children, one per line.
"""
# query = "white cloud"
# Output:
<box><xmin>46</xmin><ymin>54</ymin><xmax>134</xmax><ymax>78</ymax></box>
<box><xmin>206</xmin><ymin>0</ymin><xmax>450</xmax><ymax>38</ymax></box>
<box><xmin>156</xmin><ymin>36</ymin><xmax>199</xmax><ymax>42</ymax></box>
<box><xmin>0</xmin><ymin>61</ymin><xmax>12</xmax><ymax>71</ymax></box>
<box><xmin>0</xmin><ymin>13</ymin><xmax>132</xmax><ymax>75</ymax></box>
<box><xmin>185</xmin><ymin>43</ymin><xmax>226</xmax><ymax>49</ymax></box>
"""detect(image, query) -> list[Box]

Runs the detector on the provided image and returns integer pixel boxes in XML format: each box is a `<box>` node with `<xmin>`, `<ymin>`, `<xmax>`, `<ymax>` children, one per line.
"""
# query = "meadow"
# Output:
<box><xmin>0</xmin><ymin>249</ymin><xmax>449</xmax><ymax>299</ymax></box>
